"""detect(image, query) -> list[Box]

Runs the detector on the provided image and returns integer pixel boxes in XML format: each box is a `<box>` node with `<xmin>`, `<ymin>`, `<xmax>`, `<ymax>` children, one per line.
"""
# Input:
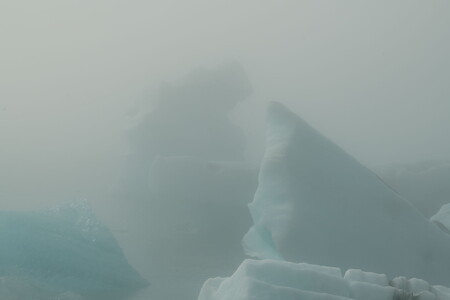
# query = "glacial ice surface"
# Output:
<box><xmin>243</xmin><ymin>102</ymin><xmax>450</xmax><ymax>285</ymax></box>
<box><xmin>0</xmin><ymin>201</ymin><xmax>148</xmax><ymax>299</ymax></box>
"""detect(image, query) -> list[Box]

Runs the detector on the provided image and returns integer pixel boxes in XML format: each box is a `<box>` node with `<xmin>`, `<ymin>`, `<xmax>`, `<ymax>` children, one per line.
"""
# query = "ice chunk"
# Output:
<box><xmin>408</xmin><ymin>278</ymin><xmax>431</xmax><ymax>295</ymax></box>
<box><xmin>243</xmin><ymin>102</ymin><xmax>450</xmax><ymax>285</ymax></box>
<box><xmin>390</xmin><ymin>277</ymin><xmax>409</xmax><ymax>291</ymax></box>
<box><xmin>0</xmin><ymin>201</ymin><xmax>148</xmax><ymax>299</ymax></box>
<box><xmin>344</xmin><ymin>269</ymin><xmax>388</xmax><ymax>286</ymax></box>
<box><xmin>227</xmin><ymin>259</ymin><xmax>350</xmax><ymax>297</ymax></box>
<box><xmin>432</xmin><ymin>286</ymin><xmax>450</xmax><ymax>300</ymax></box>
<box><xmin>295</xmin><ymin>263</ymin><xmax>342</xmax><ymax>278</ymax></box>
<box><xmin>389</xmin><ymin>276</ymin><xmax>431</xmax><ymax>296</ymax></box>
<box><xmin>199</xmin><ymin>259</ymin><xmax>351</xmax><ymax>300</ymax></box>
<box><xmin>417</xmin><ymin>291</ymin><xmax>437</xmax><ymax>300</ymax></box>
<box><xmin>217</xmin><ymin>277</ymin><xmax>351</xmax><ymax>300</ymax></box>
<box><xmin>198</xmin><ymin>259</ymin><xmax>450</xmax><ymax>300</ymax></box>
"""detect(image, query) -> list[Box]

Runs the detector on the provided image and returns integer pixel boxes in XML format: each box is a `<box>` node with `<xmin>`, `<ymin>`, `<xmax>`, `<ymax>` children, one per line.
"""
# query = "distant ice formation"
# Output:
<box><xmin>120</xmin><ymin>62</ymin><xmax>252</xmax><ymax>199</ymax></box>
<box><xmin>113</xmin><ymin>62</ymin><xmax>256</xmax><ymax>300</ymax></box>
<box><xmin>0</xmin><ymin>201</ymin><xmax>148</xmax><ymax>299</ymax></box>
<box><xmin>132</xmin><ymin>60</ymin><xmax>252</xmax><ymax>161</ymax></box>
<box><xmin>198</xmin><ymin>259</ymin><xmax>450</xmax><ymax>300</ymax></box>
<box><xmin>242</xmin><ymin>102</ymin><xmax>450</xmax><ymax>285</ymax></box>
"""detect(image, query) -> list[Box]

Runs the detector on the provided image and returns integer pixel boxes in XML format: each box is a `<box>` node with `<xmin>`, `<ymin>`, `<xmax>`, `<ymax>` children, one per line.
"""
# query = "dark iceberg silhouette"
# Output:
<box><xmin>120</xmin><ymin>62</ymin><xmax>252</xmax><ymax>200</ymax></box>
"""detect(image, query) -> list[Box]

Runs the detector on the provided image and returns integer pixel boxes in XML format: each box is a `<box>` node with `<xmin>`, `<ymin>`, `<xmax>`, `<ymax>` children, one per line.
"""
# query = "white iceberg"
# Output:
<box><xmin>243</xmin><ymin>102</ymin><xmax>450</xmax><ymax>285</ymax></box>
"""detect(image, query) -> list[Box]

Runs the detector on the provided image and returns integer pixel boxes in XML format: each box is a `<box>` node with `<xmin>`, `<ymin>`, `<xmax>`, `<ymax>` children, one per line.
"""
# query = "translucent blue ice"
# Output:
<box><xmin>0</xmin><ymin>201</ymin><xmax>148</xmax><ymax>299</ymax></box>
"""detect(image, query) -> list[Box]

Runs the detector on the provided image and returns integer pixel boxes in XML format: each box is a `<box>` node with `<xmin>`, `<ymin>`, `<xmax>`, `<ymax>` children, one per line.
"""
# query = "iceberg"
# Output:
<box><xmin>120</xmin><ymin>62</ymin><xmax>252</xmax><ymax>200</ymax></box>
<box><xmin>198</xmin><ymin>259</ymin><xmax>450</xmax><ymax>300</ymax></box>
<box><xmin>0</xmin><ymin>201</ymin><xmax>148</xmax><ymax>299</ymax></box>
<box><xmin>243</xmin><ymin>102</ymin><xmax>450</xmax><ymax>285</ymax></box>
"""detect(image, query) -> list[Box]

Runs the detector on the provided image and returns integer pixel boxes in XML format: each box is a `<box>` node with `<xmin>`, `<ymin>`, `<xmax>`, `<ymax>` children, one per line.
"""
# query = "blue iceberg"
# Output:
<box><xmin>0</xmin><ymin>201</ymin><xmax>148</xmax><ymax>299</ymax></box>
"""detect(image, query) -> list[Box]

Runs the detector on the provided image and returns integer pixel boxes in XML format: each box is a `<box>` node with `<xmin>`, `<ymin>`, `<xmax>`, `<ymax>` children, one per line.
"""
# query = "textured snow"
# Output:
<box><xmin>0</xmin><ymin>201</ymin><xmax>148</xmax><ymax>299</ymax></box>
<box><xmin>198</xmin><ymin>259</ymin><xmax>450</xmax><ymax>300</ymax></box>
<box><xmin>242</xmin><ymin>102</ymin><xmax>450</xmax><ymax>285</ymax></box>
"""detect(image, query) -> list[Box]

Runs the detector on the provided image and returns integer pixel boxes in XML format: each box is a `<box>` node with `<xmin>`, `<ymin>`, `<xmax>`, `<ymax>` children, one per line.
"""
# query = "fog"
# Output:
<box><xmin>1</xmin><ymin>1</ymin><xmax>450</xmax><ymax>299</ymax></box>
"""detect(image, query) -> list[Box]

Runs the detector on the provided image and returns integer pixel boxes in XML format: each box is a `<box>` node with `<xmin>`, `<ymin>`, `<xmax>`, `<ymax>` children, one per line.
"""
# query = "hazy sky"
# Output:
<box><xmin>1</xmin><ymin>0</ymin><xmax>450</xmax><ymax>209</ymax></box>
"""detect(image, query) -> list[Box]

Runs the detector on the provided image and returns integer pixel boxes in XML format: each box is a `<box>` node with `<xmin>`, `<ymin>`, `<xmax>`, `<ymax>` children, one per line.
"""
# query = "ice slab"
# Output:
<box><xmin>198</xmin><ymin>259</ymin><xmax>450</xmax><ymax>300</ymax></box>
<box><xmin>344</xmin><ymin>269</ymin><xmax>388</xmax><ymax>286</ymax></box>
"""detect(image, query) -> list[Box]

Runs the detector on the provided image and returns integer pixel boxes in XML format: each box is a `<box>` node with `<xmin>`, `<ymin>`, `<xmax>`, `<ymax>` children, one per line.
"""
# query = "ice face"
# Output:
<box><xmin>0</xmin><ymin>201</ymin><xmax>148</xmax><ymax>299</ymax></box>
<box><xmin>243</xmin><ymin>102</ymin><xmax>450</xmax><ymax>285</ymax></box>
<box><xmin>198</xmin><ymin>259</ymin><xmax>450</xmax><ymax>300</ymax></box>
